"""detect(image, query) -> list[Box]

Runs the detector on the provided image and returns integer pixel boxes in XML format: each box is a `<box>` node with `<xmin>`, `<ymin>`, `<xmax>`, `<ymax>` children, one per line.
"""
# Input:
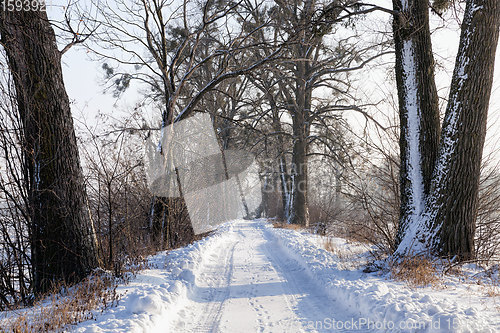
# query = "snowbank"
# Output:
<box><xmin>69</xmin><ymin>220</ymin><xmax>499</xmax><ymax>332</ymax></box>
<box><xmin>74</xmin><ymin>222</ymin><xmax>237</xmax><ymax>332</ymax></box>
<box><xmin>265</xmin><ymin>224</ymin><xmax>499</xmax><ymax>333</ymax></box>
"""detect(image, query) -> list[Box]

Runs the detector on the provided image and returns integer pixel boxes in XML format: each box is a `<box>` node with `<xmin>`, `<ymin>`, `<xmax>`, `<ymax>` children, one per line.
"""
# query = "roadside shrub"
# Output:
<box><xmin>2</xmin><ymin>270</ymin><xmax>119</xmax><ymax>332</ymax></box>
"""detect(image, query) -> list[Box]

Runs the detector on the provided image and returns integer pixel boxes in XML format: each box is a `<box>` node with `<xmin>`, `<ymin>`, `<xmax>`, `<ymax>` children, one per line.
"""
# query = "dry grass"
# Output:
<box><xmin>322</xmin><ymin>237</ymin><xmax>346</xmax><ymax>260</ymax></box>
<box><xmin>272</xmin><ymin>221</ymin><xmax>306</xmax><ymax>231</ymax></box>
<box><xmin>483</xmin><ymin>280</ymin><xmax>500</xmax><ymax>312</ymax></box>
<box><xmin>321</xmin><ymin>237</ymin><xmax>373</xmax><ymax>271</ymax></box>
<box><xmin>483</xmin><ymin>273</ymin><xmax>500</xmax><ymax>298</ymax></box>
<box><xmin>323</xmin><ymin>237</ymin><xmax>336</xmax><ymax>253</ymax></box>
<box><xmin>3</xmin><ymin>270</ymin><xmax>119</xmax><ymax>332</ymax></box>
<box><xmin>485</xmin><ymin>286</ymin><xmax>500</xmax><ymax>297</ymax></box>
<box><xmin>390</xmin><ymin>255</ymin><xmax>441</xmax><ymax>288</ymax></box>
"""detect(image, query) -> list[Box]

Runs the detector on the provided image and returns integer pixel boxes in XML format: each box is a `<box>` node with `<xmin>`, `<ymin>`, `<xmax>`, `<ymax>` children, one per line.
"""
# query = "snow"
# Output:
<box><xmin>428</xmin><ymin>0</ymin><xmax>478</xmax><ymax>189</ymax></box>
<box><xmin>62</xmin><ymin>220</ymin><xmax>500</xmax><ymax>332</ymax></box>
<box><xmin>429</xmin><ymin>20</ymin><xmax>472</xmax><ymax>193</ymax></box>
<box><xmin>279</xmin><ymin>158</ymin><xmax>291</xmax><ymax>218</ymax></box>
<box><xmin>2</xmin><ymin>219</ymin><xmax>498</xmax><ymax>331</ymax></box>
<box><xmin>401</xmin><ymin>39</ymin><xmax>424</xmax><ymax>218</ymax></box>
<box><xmin>270</xmin><ymin>223</ymin><xmax>499</xmax><ymax>332</ymax></box>
<box><xmin>395</xmin><ymin>37</ymin><xmax>427</xmax><ymax>256</ymax></box>
<box><xmin>400</xmin><ymin>0</ymin><xmax>409</xmax><ymax>11</ymax></box>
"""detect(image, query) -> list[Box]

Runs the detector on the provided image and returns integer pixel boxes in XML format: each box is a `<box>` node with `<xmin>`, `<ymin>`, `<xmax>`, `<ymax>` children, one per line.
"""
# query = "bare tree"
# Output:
<box><xmin>0</xmin><ymin>9</ymin><xmax>99</xmax><ymax>294</ymax></box>
<box><xmin>80</xmin><ymin>0</ymin><xmax>282</xmax><ymax>245</ymax></box>
<box><xmin>0</xmin><ymin>67</ymin><xmax>32</xmax><ymax>308</ymax></box>
<box><xmin>77</xmin><ymin>114</ymin><xmax>153</xmax><ymax>273</ymax></box>
<box><xmin>245</xmin><ymin>0</ymin><xmax>390</xmax><ymax>226</ymax></box>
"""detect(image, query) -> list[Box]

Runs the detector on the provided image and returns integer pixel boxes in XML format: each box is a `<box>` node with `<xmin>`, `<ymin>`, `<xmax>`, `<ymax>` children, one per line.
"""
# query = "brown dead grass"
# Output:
<box><xmin>321</xmin><ymin>237</ymin><xmax>371</xmax><ymax>271</ymax></box>
<box><xmin>322</xmin><ymin>237</ymin><xmax>347</xmax><ymax>260</ymax></box>
<box><xmin>323</xmin><ymin>237</ymin><xmax>336</xmax><ymax>253</ymax></box>
<box><xmin>484</xmin><ymin>284</ymin><xmax>500</xmax><ymax>313</ymax></box>
<box><xmin>272</xmin><ymin>221</ymin><xmax>306</xmax><ymax>231</ymax></box>
<box><xmin>390</xmin><ymin>255</ymin><xmax>441</xmax><ymax>288</ymax></box>
<box><xmin>4</xmin><ymin>271</ymin><xmax>120</xmax><ymax>332</ymax></box>
<box><xmin>485</xmin><ymin>285</ymin><xmax>500</xmax><ymax>297</ymax></box>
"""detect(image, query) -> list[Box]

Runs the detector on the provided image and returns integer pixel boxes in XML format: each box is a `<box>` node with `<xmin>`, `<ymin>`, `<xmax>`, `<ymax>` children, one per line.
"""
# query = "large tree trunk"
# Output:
<box><xmin>392</xmin><ymin>0</ymin><xmax>441</xmax><ymax>247</ymax></box>
<box><xmin>423</xmin><ymin>0</ymin><xmax>500</xmax><ymax>260</ymax></box>
<box><xmin>0</xmin><ymin>10</ymin><xmax>99</xmax><ymax>293</ymax></box>
<box><xmin>393</xmin><ymin>0</ymin><xmax>500</xmax><ymax>260</ymax></box>
<box><xmin>288</xmin><ymin>59</ymin><xmax>311</xmax><ymax>227</ymax></box>
<box><xmin>288</xmin><ymin>125</ymin><xmax>309</xmax><ymax>226</ymax></box>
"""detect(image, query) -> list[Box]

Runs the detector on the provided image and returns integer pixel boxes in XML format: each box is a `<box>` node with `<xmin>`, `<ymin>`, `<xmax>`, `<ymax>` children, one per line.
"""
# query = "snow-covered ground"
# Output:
<box><xmin>3</xmin><ymin>219</ymin><xmax>497</xmax><ymax>332</ymax></box>
<box><xmin>66</xmin><ymin>219</ymin><xmax>499</xmax><ymax>332</ymax></box>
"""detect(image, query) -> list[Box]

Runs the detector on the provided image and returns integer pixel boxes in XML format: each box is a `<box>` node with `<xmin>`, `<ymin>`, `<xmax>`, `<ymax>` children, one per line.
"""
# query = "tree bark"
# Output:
<box><xmin>0</xmin><ymin>10</ymin><xmax>99</xmax><ymax>293</ymax></box>
<box><xmin>393</xmin><ymin>0</ymin><xmax>500</xmax><ymax>260</ymax></box>
<box><xmin>424</xmin><ymin>0</ymin><xmax>500</xmax><ymax>259</ymax></box>
<box><xmin>286</xmin><ymin>0</ymin><xmax>319</xmax><ymax>227</ymax></box>
<box><xmin>289</xmin><ymin>58</ymin><xmax>311</xmax><ymax>227</ymax></box>
<box><xmin>392</xmin><ymin>0</ymin><xmax>441</xmax><ymax>247</ymax></box>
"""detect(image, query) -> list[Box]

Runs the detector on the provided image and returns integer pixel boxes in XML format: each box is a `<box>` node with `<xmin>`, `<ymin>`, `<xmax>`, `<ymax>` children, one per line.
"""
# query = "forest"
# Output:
<box><xmin>0</xmin><ymin>0</ymin><xmax>499</xmax><ymax>331</ymax></box>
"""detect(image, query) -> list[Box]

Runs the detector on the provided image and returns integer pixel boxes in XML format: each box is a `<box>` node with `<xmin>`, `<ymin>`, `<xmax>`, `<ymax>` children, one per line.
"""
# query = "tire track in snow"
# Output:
<box><xmin>175</xmin><ymin>240</ymin><xmax>237</xmax><ymax>332</ymax></box>
<box><xmin>168</xmin><ymin>220</ymin><xmax>360</xmax><ymax>332</ymax></box>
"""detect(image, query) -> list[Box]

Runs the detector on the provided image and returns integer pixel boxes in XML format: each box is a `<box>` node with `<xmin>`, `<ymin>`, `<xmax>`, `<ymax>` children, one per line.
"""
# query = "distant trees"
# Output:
<box><xmin>0</xmin><ymin>9</ymin><xmax>99</xmax><ymax>293</ymax></box>
<box><xmin>393</xmin><ymin>0</ymin><xmax>500</xmax><ymax>260</ymax></box>
<box><xmin>237</xmin><ymin>0</ymin><xmax>389</xmax><ymax>226</ymax></box>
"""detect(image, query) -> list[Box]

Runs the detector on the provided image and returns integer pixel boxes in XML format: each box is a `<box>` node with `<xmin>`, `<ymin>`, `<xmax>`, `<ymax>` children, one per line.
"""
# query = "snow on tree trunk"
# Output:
<box><xmin>422</xmin><ymin>0</ymin><xmax>500</xmax><ymax>260</ymax></box>
<box><xmin>402</xmin><ymin>40</ymin><xmax>424</xmax><ymax>218</ymax></box>
<box><xmin>394</xmin><ymin>0</ymin><xmax>499</xmax><ymax>259</ymax></box>
<box><xmin>392</xmin><ymin>0</ymin><xmax>441</xmax><ymax>252</ymax></box>
<box><xmin>270</xmin><ymin>97</ymin><xmax>292</xmax><ymax>220</ymax></box>
<box><xmin>279</xmin><ymin>156</ymin><xmax>292</xmax><ymax>220</ymax></box>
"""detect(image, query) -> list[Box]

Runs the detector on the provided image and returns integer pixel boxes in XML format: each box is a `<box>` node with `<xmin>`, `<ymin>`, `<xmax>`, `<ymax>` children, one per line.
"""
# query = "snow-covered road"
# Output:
<box><xmin>169</xmin><ymin>220</ymin><xmax>355</xmax><ymax>332</ymax></box>
<box><xmin>74</xmin><ymin>219</ymin><xmax>499</xmax><ymax>332</ymax></box>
